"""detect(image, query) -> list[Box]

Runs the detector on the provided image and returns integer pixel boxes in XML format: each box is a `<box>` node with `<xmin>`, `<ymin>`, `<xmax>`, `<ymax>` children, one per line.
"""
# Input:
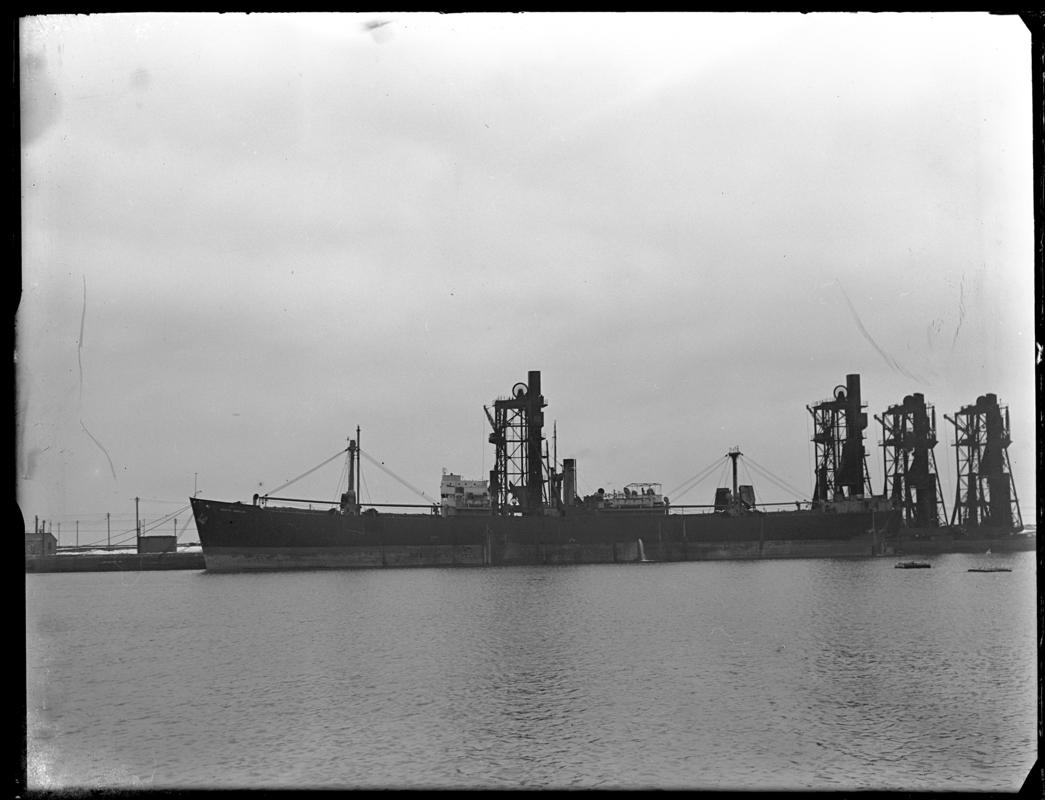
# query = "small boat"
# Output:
<box><xmin>968</xmin><ymin>547</ymin><xmax>1013</xmax><ymax>572</ymax></box>
<box><xmin>895</xmin><ymin>561</ymin><xmax>931</xmax><ymax>569</ymax></box>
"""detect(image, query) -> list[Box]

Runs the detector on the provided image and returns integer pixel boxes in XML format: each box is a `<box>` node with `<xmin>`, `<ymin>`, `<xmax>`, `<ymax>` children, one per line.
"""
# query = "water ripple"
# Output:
<box><xmin>26</xmin><ymin>555</ymin><xmax>1036</xmax><ymax>790</ymax></box>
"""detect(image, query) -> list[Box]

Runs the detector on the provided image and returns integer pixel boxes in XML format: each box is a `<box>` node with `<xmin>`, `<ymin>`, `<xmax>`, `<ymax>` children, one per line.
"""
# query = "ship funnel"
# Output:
<box><xmin>528</xmin><ymin>370</ymin><xmax>542</xmax><ymax>397</ymax></box>
<box><xmin>845</xmin><ymin>374</ymin><xmax>865</xmax><ymax>433</ymax></box>
<box><xmin>563</xmin><ymin>458</ymin><xmax>577</xmax><ymax>506</ymax></box>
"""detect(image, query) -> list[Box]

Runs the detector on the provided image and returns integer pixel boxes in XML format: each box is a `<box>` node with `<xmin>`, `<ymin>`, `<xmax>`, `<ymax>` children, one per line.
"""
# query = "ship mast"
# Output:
<box><xmin>729</xmin><ymin>446</ymin><xmax>741</xmax><ymax>503</ymax></box>
<box><xmin>340</xmin><ymin>427</ymin><xmax>361</xmax><ymax>515</ymax></box>
<box><xmin>347</xmin><ymin>436</ymin><xmax>356</xmax><ymax>497</ymax></box>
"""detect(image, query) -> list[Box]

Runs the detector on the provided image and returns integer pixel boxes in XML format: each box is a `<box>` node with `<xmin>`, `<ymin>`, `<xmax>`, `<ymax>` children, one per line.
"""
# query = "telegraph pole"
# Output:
<box><xmin>76</xmin><ymin>520</ymin><xmax>79</xmax><ymax>548</ymax></box>
<box><xmin>107</xmin><ymin>512</ymin><xmax>111</xmax><ymax>548</ymax></box>
<box><xmin>135</xmin><ymin>497</ymin><xmax>141</xmax><ymax>552</ymax></box>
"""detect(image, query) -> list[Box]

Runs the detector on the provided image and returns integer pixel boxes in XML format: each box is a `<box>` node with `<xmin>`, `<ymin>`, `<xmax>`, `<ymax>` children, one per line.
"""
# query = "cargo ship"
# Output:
<box><xmin>192</xmin><ymin>370</ymin><xmax>918</xmax><ymax>572</ymax></box>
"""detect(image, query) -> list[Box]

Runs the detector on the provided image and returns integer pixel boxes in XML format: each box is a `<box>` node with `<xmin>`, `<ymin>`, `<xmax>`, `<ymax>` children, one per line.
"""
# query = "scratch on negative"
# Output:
<box><xmin>836</xmin><ymin>281</ymin><xmax>923</xmax><ymax>383</ymax></box>
<box><xmin>81</xmin><ymin>419</ymin><xmax>117</xmax><ymax>480</ymax></box>
<box><xmin>951</xmin><ymin>275</ymin><xmax>965</xmax><ymax>351</ymax></box>
<box><xmin>78</xmin><ymin>276</ymin><xmax>87</xmax><ymax>404</ymax></box>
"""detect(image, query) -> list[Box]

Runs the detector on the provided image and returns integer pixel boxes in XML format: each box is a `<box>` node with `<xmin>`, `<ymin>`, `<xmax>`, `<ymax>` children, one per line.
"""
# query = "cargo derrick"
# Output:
<box><xmin>807</xmin><ymin>374</ymin><xmax>874</xmax><ymax>504</ymax></box>
<box><xmin>945</xmin><ymin>394</ymin><xmax>1023</xmax><ymax>532</ymax></box>
<box><xmin>875</xmin><ymin>394</ymin><xmax>947</xmax><ymax>528</ymax></box>
<box><xmin>486</xmin><ymin>371</ymin><xmax>547</xmax><ymax>516</ymax></box>
<box><xmin>546</xmin><ymin>423</ymin><xmax>564</xmax><ymax>510</ymax></box>
<box><xmin>713</xmin><ymin>447</ymin><xmax>757</xmax><ymax>513</ymax></box>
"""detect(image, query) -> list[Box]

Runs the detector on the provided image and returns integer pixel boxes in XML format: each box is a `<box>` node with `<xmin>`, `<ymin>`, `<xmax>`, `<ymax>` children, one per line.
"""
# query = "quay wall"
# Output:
<box><xmin>26</xmin><ymin>552</ymin><xmax>205</xmax><ymax>573</ymax></box>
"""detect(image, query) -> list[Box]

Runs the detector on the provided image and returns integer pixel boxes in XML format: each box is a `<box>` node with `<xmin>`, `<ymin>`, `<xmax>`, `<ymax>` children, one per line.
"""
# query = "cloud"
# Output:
<box><xmin>17</xmin><ymin>13</ymin><xmax>1036</xmax><ymax>526</ymax></box>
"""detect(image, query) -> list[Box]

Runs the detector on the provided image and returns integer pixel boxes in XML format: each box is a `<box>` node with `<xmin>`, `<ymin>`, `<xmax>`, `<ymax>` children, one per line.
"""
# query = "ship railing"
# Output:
<box><xmin>259</xmin><ymin>495</ymin><xmax>340</xmax><ymax>507</ymax></box>
<box><xmin>259</xmin><ymin>495</ymin><xmax>438</xmax><ymax>512</ymax></box>
<box><xmin>55</xmin><ymin>544</ymin><xmax>138</xmax><ymax>553</ymax></box>
<box><xmin>667</xmin><ymin>500</ymin><xmax>813</xmax><ymax>515</ymax></box>
<box><xmin>604</xmin><ymin>497</ymin><xmax>664</xmax><ymax>508</ymax></box>
<box><xmin>666</xmin><ymin>504</ymin><xmax>717</xmax><ymax>515</ymax></box>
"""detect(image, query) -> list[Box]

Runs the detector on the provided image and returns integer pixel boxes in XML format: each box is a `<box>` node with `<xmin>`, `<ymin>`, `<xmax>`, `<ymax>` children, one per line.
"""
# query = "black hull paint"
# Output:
<box><xmin>191</xmin><ymin>497</ymin><xmax>898</xmax><ymax>572</ymax></box>
<box><xmin>892</xmin><ymin>526</ymin><xmax>1035</xmax><ymax>555</ymax></box>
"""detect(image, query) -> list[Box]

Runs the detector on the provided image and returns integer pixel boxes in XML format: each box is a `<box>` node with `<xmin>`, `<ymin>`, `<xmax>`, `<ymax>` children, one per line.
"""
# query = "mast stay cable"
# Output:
<box><xmin>359</xmin><ymin>449</ymin><xmax>437</xmax><ymax>504</ymax></box>
<box><xmin>668</xmin><ymin>455</ymin><xmax>728</xmax><ymax>501</ymax></box>
<box><xmin>743</xmin><ymin>460</ymin><xmax>808</xmax><ymax>501</ymax></box>
<box><xmin>262</xmin><ymin>447</ymin><xmax>350</xmax><ymax>498</ymax></box>
<box><xmin>741</xmin><ymin>453</ymin><xmax>809</xmax><ymax>500</ymax></box>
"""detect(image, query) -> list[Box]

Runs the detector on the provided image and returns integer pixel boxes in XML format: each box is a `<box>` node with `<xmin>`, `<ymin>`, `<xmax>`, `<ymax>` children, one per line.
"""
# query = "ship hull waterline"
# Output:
<box><xmin>891</xmin><ymin>528</ymin><xmax>1036</xmax><ymax>555</ymax></box>
<box><xmin>191</xmin><ymin>497</ymin><xmax>902</xmax><ymax>572</ymax></box>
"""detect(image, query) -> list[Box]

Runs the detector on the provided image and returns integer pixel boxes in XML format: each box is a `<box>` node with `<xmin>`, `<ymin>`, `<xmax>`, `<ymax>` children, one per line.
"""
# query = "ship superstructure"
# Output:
<box><xmin>439</xmin><ymin>472</ymin><xmax>491</xmax><ymax>516</ymax></box>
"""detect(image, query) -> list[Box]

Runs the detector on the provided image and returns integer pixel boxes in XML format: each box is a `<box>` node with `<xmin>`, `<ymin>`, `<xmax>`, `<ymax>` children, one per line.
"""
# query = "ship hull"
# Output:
<box><xmin>191</xmin><ymin>497</ymin><xmax>896</xmax><ymax>572</ymax></box>
<box><xmin>892</xmin><ymin>526</ymin><xmax>1035</xmax><ymax>555</ymax></box>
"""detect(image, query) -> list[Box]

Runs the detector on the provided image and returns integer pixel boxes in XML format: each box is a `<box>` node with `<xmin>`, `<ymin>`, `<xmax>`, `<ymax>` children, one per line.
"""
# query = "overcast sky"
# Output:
<box><xmin>18</xmin><ymin>12</ymin><xmax>1036</xmax><ymax>546</ymax></box>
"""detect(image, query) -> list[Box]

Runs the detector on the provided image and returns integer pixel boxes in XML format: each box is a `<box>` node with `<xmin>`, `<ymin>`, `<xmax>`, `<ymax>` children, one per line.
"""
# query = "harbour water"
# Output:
<box><xmin>25</xmin><ymin>550</ymin><xmax>1036</xmax><ymax>790</ymax></box>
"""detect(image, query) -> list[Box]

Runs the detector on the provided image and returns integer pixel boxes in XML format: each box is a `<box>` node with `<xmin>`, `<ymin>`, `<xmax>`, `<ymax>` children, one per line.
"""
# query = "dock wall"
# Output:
<box><xmin>25</xmin><ymin>552</ymin><xmax>205</xmax><ymax>573</ymax></box>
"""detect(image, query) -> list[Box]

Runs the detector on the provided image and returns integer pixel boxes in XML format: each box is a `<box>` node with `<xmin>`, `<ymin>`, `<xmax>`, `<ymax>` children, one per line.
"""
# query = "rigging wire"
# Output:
<box><xmin>743</xmin><ymin>460</ymin><xmax>808</xmax><ymax>502</ymax></box>
<box><xmin>681</xmin><ymin>458</ymin><xmax>729</xmax><ymax>501</ymax></box>
<box><xmin>666</xmin><ymin>457</ymin><xmax>728</xmax><ymax>504</ymax></box>
<box><xmin>46</xmin><ymin>511</ymin><xmax>121</xmax><ymax>522</ymax></box>
<box><xmin>742</xmin><ymin>459</ymin><xmax>799</xmax><ymax>498</ymax></box>
<box><xmin>742</xmin><ymin>461</ymin><xmax>794</xmax><ymax>501</ymax></box>
<box><xmin>717</xmin><ymin>458</ymin><xmax>731</xmax><ymax>490</ymax></box>
<box><xmin>805</xmin><ymin>410</ymin><xmax>815</xmax><ymax>499</ymax></box>
<box><xmin>359</xmin><ymin>449</ymin><xmax>436</xmax><ymax>503</ymax></box>
<box><xmin>135</xmin><ymin>497</ymin><xmax>192</xmax><ymax>505</ymax></box>
<box><xmin>264</xmin><ymin>447</ymin><xmax>349</xmax><ymax>497</ymax></box>
<box><xmin>178</xmin><ymin>516</ymin><xmax>194</xmax><ymax>537</ymax></box>
<box><xmin>741</xmin><ymin>453</ymin><xmax>809</xmax><ymax>499</ymax></box>
<box><xmin>334</xmin><ymin>456</ymin><xmax>349</xmax><ymax>499</ymax></box>
<box><xmin>70</xmin><ymin>500</ymin><xmax>202</xmax><ymax>548</ymax></box>
<box><xmin>666</xmin><ymin>454</ymin><xmax>729</xmax><ymax>498</ymax></box>
<box><xmin>741</xmin><ymin>459</ymin><xmax>755</xmax><ymax>492</ymax></box>
<box><xmin>141</xmin><ymin>503</ymin><xmax>192</xmax><ymax>534</ymax></box>
<box><xmin>667</xmin><ymin>457</ymin><xmax>728</xmax><ymax>501</ymax></box>
<box><xmin>75</xmin><ymin>526</ymin><xmax>138</xmax><ymax>549</ymax></box>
